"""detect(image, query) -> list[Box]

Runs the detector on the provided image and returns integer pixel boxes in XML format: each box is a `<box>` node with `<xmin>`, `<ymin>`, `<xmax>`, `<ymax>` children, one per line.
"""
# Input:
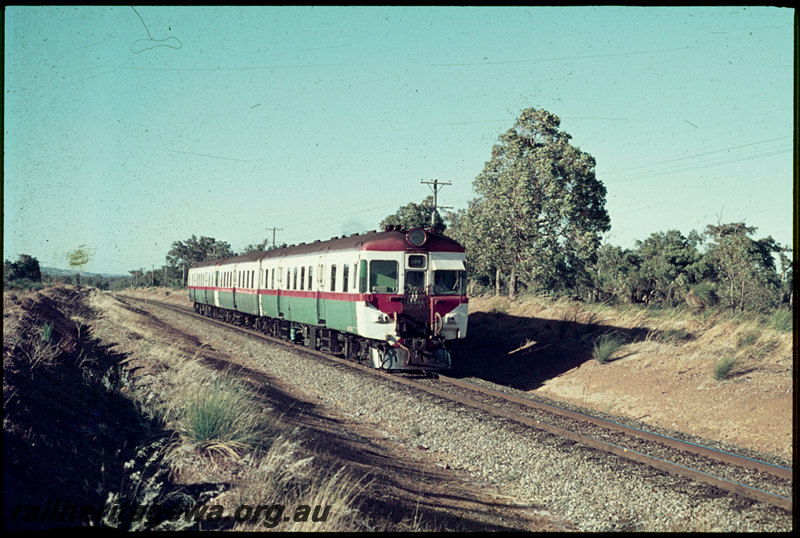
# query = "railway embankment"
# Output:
<box><xmin>460</xmin><ymin>295</ymin><xmax>793</xmax><ymax>463</ymax></box>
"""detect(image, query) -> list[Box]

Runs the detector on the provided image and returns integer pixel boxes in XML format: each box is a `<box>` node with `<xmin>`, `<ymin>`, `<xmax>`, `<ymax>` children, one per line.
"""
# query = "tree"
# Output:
<box><xmin>67</xmin><ymin>246</ymin><xmax>92</xmax><ymax>287</ymax></box>
<box><xmin>470</xmin><ymin>108</ymin><xmax>610</xmax><ymax>298</ymax></box>
<box><xmin>703</xmin><ymin>222</ymin><xmax>783</xmax><ymax>312</ymax></box>
<box><xmin>633</xmin><ymin>230</ymin><xmax>708</xmax><ymax>305</ymax></box>
<box><xmin>445</xmin><ymin>200</ymin><xmax>505</xmax><ymax>295</ymax></box>
<box><xmin>777</xmin><ymin>248</ymin><xmax>793</xmax><ymax>306</ymax></box>
<box><xmin>166</xmin><ymin>235</ymin><xmax>235</xmax><ymax>287</ymax></box>
<box><xmin>591</xmin><ymin>244</ymin><xmax>645</xmax><ymax>304</ymax></box>
<box><xmin>380</xmin><ymin>196</ymin><xmax>445</xmax><ymax>232</ymax></box>
<box><xmin>4</xmin><ymin>254</ymin><xmax>43</xmax><ymax>288</ymax></box>
<box><xmin>242</xmin><ymin>239</ymin><xmax>270</xmax><ymax>255</ymax></box>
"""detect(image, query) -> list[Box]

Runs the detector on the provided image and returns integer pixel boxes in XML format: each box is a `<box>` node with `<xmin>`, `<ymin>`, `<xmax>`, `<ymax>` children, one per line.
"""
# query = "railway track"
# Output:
<box><xmin>121</xmin><ymin>295</ymin><xmax>793</xmax><ymax>513</ymax></box>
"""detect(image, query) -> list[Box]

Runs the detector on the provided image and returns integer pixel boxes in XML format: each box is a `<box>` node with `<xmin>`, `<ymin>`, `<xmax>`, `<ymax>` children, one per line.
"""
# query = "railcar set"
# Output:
<box><xmin>188</xmin><ymin>226</ymin><xmax>468</xmax><ymax>371</ymax></box>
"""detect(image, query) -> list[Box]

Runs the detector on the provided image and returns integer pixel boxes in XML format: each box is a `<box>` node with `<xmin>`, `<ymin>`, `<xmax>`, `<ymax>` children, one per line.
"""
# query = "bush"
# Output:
<box><xmin>686</xmin><ymin>282</ymin><xmax>718</xmax><ymax>311</ymax></box>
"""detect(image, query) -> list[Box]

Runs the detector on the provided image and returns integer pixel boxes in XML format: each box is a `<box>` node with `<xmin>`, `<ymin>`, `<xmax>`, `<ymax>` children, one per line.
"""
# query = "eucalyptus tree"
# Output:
<box><xmin>703</xmin><ymin>222</ymin><xmax>783</xmax><ymax>312</ymax></box>
<box><xmin>472</xmin><ymin>108</ymin><xmax>610</xmax><ymax>298</ymax></box>
<box><xmin>445</xmin><ymin>200</ymin><xmax>505</xmax><ymax>294</ymax></box>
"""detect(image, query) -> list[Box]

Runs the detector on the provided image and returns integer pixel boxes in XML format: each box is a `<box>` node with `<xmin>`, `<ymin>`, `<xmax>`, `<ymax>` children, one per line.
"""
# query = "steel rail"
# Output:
<box><xmin>122</xmin><ymin>295</ymin><xmax>793</xmax><ymax>513</ymax></box>
<box><xmin>435</xmin><ymin>374</ymin><xmax>794</xmax><ymax>481</ymax></box>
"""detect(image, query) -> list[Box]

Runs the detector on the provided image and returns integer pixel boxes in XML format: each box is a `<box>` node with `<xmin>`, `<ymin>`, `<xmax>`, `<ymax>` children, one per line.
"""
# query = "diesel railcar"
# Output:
<box><xmin>188</xmin><ymin>226</ymin><xmax>468</xmax><ymax>371</ymax></box>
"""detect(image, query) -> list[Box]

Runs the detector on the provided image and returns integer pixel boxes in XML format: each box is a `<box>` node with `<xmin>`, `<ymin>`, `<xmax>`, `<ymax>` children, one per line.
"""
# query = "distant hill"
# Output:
<box><xmin>41</xmin><ymin>267</ymin><xmax>129</xmax><ymax>279</ymax></box>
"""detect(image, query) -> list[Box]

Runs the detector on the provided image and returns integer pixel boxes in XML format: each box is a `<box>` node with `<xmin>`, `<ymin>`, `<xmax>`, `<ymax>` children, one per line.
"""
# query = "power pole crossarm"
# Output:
<box><xmin>266</xmin><ymin>227</ymin><xmax>283</xmax><ymax>249</ymax></box>
<box><xmin>420</xmin><ymin>179</ymin><xmax>452</xmax><ymax>229</ymax></box>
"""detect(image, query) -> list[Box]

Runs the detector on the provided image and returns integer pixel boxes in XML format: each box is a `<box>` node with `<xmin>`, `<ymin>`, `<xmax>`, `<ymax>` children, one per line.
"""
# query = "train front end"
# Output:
<box><xmin>357</xmin><ymin>227</ymin><xmax>468</xmax><ymax>371</ymax></box>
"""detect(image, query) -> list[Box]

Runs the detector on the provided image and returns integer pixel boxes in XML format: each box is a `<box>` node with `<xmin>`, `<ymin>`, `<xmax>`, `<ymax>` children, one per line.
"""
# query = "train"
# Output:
<box><xmin>187</xmin><ymin>226</ymin><xmax>468</xmax><ymax>371</ymax></box>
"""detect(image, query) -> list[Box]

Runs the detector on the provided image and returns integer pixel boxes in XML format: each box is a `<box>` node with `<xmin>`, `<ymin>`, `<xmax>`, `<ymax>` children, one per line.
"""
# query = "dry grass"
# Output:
<box><xmin>86</xmin><ymin>291</ymin><xmax>376</xmax><ymax>531</ymax></box>
<box><xmin>469</xmin><ymin>293</ymin><xmax>792</xmax><ymax>378</ymax></box>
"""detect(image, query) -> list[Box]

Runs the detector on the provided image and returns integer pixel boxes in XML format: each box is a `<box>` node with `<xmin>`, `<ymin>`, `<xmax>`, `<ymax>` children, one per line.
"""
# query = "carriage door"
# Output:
<box><xmin>214</xmin><ymin>270</ymin><xmax>220</xmax><ymax>307</ymax></box>
<box><xmin>316</xmin><ymin>260</ymin><xmax>326</xmax><ymax>324</ymax></box>
<box><xmin>232</xmin><ymin>267</ymin><xmax>237</xmax><ymax>309</ymax></box>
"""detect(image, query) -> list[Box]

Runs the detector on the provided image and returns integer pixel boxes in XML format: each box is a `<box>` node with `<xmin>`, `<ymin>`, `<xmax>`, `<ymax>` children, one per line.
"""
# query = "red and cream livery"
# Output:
<box><xmin>188</xmin><ymin>226</ymin><xmax>468</xmax><ymax>371</ymax></box>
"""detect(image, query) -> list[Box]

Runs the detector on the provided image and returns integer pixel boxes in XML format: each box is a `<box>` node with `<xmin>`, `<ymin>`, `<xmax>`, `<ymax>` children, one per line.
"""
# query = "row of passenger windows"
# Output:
<box><xmin>191</xmin><ymin>260</ymin><xmax>465</xmax><ymax>296</ymax></box>
<box><xmin>192</xmin><ymin>264</ymin><xmax>358</xmax><ymax>293</ymax></box>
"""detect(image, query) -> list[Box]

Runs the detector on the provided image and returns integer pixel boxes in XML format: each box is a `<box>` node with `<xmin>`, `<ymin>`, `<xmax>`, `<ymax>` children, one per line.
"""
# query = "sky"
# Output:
<box><xmin>3</xmin><ymin>6</ymin><xmax>795</xmax><ymax>275</ymax></box>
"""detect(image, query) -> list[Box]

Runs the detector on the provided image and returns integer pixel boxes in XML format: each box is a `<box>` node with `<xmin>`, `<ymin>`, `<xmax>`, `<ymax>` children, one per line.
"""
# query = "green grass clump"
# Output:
<box><xmin>593</xmin><ymin>334</ymin><xmax>624</xmax><ymax>364</ymax></box>
<box><xmin>713</xmin><ymin>354</ymin><xmax>737</xmax><ymax>381</ymax></box>
<box><xmin>181</xmin><ymin>376</ymin><xmax>261</xmax><ymax>454</ymax></box>
<box><xmin>40</xmin><ymin>321</ymin><xmax>55</xmax><ymax>343</ymax></box>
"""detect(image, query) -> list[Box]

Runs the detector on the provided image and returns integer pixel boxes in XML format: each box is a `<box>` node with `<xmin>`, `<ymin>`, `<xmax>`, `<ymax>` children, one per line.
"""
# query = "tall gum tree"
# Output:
<box><xmin>472</xmin><ymin>108</ymin><xmax>610</xmax><ymax>297</ymax></box>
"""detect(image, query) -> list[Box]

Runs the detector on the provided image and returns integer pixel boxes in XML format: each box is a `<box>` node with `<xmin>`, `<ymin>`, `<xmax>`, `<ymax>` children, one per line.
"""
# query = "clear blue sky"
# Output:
<box><xmin>4</xmin><ymin>6</ymin><xmax>794</xmax><ymax>275</ymax></box>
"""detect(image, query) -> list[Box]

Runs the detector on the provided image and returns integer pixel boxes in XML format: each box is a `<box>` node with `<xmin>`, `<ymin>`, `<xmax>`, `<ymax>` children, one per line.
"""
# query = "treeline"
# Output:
<box><xmin>128</xmin><ymin>234</ymin><xmax>285</xmax><ymax>289</ymax></box>
<box><xmin>7</xmin><ymin>107</ymin><xmax>791</xmax><ymax>315</ymax></box>
<box><xmin>3</xmin><ymin>255</ymin><xmax>130</xmax><ymax>291</ymax></box>
<box><xmin>383</xmin><ymin>108</ymin><xmax>793</xmax><ymax>314</ymax></box>
<box><xmin>460</xmin><ymin>222</ymin><xmax>791</xmax><ymax>313</ymax></box>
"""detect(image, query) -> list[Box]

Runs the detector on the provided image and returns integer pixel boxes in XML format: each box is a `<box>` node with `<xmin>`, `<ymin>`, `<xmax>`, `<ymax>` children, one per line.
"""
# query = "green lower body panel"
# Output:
<box><xmin>218</xmin><ymin>291</ymin><xmax>234</xmax><ymax>310</ymax></box>
<box><xmin>323</xmin><ymin>299</ymin><xmax>357</xmax><ymax>333</ymax></box>
<box><xmin>236</xmin><ymin>292</ymin><xmax>258</xmax><ymax>316</ymax></box>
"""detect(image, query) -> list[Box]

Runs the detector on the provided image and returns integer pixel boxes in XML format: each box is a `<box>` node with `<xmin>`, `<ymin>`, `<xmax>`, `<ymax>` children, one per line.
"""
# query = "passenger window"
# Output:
<box><xmin>330</xmin><ymin>265</ymin><xmax>337</xmax><ymax>292</ymax></box>
<box><xmin>300</xmin><ymin>267</ymin><xmax>305</xmax><ymax>290</ymax></box>
<box><xmin>342</xmin><ymin>265</ymin><xmax>349</xmax><ymax>292</ymax></box>
<box><xmin>308</xmin><ymin>266</ymin><xmax>313</xmax><ymax>290</ymax></box>
<box><xmin>406</xmin><ymin>270</ymin><xmax>425</xmax><ymax>291</ymax></box>
<box><xmin>369</xmin><ymin>260</ymin><xmax>398</xmax><ymax>293</ymax></box>
<box><xmin>433</xmin><ymin>270</ymin><xmax>466</xmax><ymax>296</ymax></box>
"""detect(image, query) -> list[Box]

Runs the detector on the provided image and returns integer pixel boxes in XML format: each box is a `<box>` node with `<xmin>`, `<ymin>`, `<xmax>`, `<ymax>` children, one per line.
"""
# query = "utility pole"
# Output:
<box><xmin>266</xmin><ymin>227</ymin><xmax>283</xmax><ymax>249</ymax></box>
<box><xmin>420</xmin><ymin>179</ymin><xmax>452</xmax><ymax>229</ymax></box>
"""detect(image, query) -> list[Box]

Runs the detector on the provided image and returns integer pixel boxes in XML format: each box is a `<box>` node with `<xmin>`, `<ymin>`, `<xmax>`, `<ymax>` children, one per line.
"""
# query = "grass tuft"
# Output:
<box><xmin>181</xmin><ymin>376</ymin><xmax>262</xmax><ymax>454</ymax></box>
<box><xmin>40</xmin><ymin>321</ymin><xmax>55</xmax><ymax>343</ymax></box>
<box><xmin>647</xmin><ymin>327</ymin><xmax>690</xmax><ymax>345</ymax></box>
<box><xmin>593</xmin><ymin>333</ymin><xmax>624</xmax><ymax>364</ymax></box>
<box><xmin>768</xmin><ymin>309</ymin><xmax>792</xmax><ymax>332</ymax></box>
<box><xmin>713</xmin><ymin>354</ymin><xmax>737</xmax><ymax>381</ymax></box>
<box><xmin>735</xmin><ymin>330</ymin><xmax>761</xmax><ymax>349</ymax></box>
